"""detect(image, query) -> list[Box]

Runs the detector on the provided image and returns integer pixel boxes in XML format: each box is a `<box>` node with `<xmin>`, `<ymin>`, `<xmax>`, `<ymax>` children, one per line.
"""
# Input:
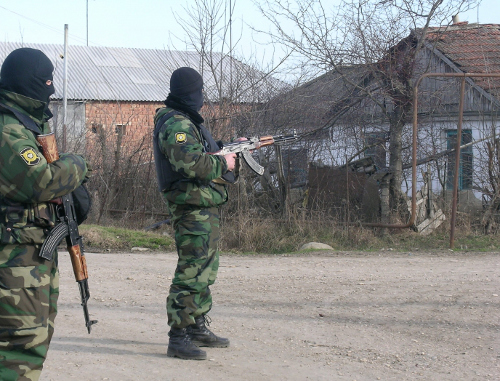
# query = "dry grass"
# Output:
<box><xmin>81</xmin><ymin>211</ymin><xmax>500</xmax><ymax>254</ymax></box>
<box><xmin>219</xmin><ymin>212</ymin><xmax>500</xmax><ymax>253</ymax></box>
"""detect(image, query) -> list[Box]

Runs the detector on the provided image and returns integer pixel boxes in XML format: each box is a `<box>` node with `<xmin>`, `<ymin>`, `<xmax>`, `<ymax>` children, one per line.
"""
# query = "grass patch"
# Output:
<box><xmin>77</xmin><ymin>220</ymin><xmax>500</xmax><ymax>254</ymax></box>
<box><xmin>79</xmin><ymin>224</ymin><xmax>174</xmax><ymax>252</ymax></box>
<box><xmin>451</xmin><ymin>233</ymin><xmax>500</xmax><ymax>251</ymax></box>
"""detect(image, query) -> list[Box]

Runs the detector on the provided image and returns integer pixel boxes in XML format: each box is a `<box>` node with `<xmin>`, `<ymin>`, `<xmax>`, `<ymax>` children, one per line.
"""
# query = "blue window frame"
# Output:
<box><xmin>446</xmin><ymin>129</ymin><xmax>473</xmax><ymax>190</ymax></box>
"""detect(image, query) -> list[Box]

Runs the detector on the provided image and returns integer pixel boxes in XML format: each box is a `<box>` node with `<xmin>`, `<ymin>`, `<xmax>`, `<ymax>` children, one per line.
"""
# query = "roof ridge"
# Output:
<box><xmin>426</xmin><ymin>23</ymin><xmax>500</xmax><ymax>33</ymax></box>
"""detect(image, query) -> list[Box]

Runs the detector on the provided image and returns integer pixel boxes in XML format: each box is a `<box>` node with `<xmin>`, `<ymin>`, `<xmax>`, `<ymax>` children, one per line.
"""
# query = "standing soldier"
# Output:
<box><xmin>153</xmin><ymin>67</ymin><xmax>239</xmax><ymax>360</ymax></box>
<box><xmin>0</xmin><ymin>48</ymin><xmax>89</xmax><ymax>380</ymax></box>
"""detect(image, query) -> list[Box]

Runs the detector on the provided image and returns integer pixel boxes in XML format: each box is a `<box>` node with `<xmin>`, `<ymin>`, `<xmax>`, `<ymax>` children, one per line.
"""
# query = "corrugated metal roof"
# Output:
<box><xmin>0</xmin><ymin>42</ymin><xmax>287</xmax><ymax>103</ymax></box>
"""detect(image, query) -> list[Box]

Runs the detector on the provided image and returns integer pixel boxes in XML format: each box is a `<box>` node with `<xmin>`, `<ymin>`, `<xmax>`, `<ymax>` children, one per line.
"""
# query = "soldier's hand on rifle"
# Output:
<box><xmin>224</xmin><ymin>153</ymin><xmax>237</xmax><ymax>171</ymax></box>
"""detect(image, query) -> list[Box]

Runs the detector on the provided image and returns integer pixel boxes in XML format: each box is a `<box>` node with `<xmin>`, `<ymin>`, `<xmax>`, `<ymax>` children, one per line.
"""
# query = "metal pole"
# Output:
<box><xmin>229</xmin><ymin>0</ymin><xmax>232</xmax><ymax>96</ymax></box>
<box><xmin>450</xmin><ymin>77</ymin><xmax>466</xmax><ymax>249</ymax></box>
<box><xmin>62</xmin><ymin>24</ymin><xmax>68</xmax><ymax>152</ymax></box>
<box><xmin>275</xmin><ymin>145</ymin><xmax>287</xmax><ymax>218</ymax></box>
<box><xmin>346</xmin><ymin>155</ymin><xmax>350</xmax><ymax>236</ymax></box>
<box><xmin>428</xmin><ymin>163</ymin><xmax>434</xmax><ymax>218</ymax></box>
<box><xmin>86</xmin><ymin>0</ymin><xmax>89</xmax><ymax>46</ymax></box>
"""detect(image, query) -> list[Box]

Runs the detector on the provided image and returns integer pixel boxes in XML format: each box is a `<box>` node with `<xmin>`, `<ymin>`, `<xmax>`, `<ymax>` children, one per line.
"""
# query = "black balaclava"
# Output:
<box><xmin>169</xmin><ymin>67</ymin><xmax>204</xmax><ymax>112</ymax></box>
<box><xmin>0</xmin><ymin>48</ymin><xmax>55</xmax><ymax>107</ymax></box>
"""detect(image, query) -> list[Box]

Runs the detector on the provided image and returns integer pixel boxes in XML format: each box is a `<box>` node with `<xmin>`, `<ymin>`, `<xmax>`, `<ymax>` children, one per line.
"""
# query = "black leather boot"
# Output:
<box><xmin>167</xmin><ymin>327</ymin><xmax>207</xmax><ymax>360</ymax></box>
<box><xmin>186</xmin><ymin>315</ymin><xmax>230</xmax><ymax>348</ymax></box>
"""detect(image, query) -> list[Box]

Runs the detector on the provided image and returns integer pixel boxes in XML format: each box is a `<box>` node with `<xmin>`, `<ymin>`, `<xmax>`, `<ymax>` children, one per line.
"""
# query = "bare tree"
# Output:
<box><xmin>479</xmin><ymin>136</ymin><xmax>500</xmax><ymax>233</ymax></box>
<box><xmin>254</xmin><ymin>0</ymin><xmax>480</xmax><ymax>221</ymax></box>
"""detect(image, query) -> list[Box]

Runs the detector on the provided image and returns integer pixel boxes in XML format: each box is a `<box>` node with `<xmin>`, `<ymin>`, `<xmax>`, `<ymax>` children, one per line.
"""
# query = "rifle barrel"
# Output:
<box><xmin>78</xmin><ymin>280</ymin><xmax>98</xmax><ymax>333</ymax></box>
<box><xmin>272</xmin><ymin>130</ymin><xmax>299</xmax><ymax>145</ymax></box>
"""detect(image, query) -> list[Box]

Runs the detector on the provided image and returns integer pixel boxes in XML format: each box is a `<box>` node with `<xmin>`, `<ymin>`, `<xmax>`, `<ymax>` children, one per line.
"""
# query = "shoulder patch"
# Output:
<box><xmin>20</xmin><ymin>147</ymin><xmax>41</xmax><ymax>166</ymax></box>
<box><xmin>175</xmin><ymin>132</ymin><xmax>187</xmax><ymax>144</ymax></box>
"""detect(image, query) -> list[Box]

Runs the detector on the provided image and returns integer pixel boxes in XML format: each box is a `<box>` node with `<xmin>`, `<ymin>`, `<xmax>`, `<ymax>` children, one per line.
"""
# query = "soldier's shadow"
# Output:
<box><xmin>50</xmin><ymin>336</ymin><xmax>167</xmax><ymax>358</ymax></box>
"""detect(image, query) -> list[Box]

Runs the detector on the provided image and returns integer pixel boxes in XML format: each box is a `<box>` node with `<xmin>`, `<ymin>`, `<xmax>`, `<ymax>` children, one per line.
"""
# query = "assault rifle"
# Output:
<box><xmin>37</xmin><ymin>133</ymin><xmax>97</xmax><ymax>334</ymax></box>
<box><xmin>211</xmin><ymin>130</ymin><xmax>299</xmax><ymax>175</ymax></box>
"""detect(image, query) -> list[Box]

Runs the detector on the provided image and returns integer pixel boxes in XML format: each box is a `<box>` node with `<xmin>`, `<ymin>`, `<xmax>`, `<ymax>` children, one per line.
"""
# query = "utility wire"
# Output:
<box><xmin>0</xmin><ymin>4</ymin><xmax>94</xmax><ymax>47</ymax></box>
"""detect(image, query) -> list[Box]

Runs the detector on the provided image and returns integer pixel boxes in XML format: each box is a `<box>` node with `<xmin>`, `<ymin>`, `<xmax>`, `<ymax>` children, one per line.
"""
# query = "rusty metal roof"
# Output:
<box><xmin>426</xmin><ymin>23</ymin><xmax>500</xmax><ymax>98</ymax></box>
<box><xmin>0</xmin><ymin>42</ymin><xmax>285</xmax><ymax>103</ymax></box>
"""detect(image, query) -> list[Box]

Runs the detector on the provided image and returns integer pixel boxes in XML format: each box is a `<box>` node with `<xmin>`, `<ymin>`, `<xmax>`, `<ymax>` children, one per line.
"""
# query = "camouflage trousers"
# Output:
<box><xmin>166</xmin><ymin>205</ymin><xmax>220</xmax><ymax>329</ymax></box>
<box><xmin>0</xmin><ymin>244</ymin><xmax>59</xmax><ymax>381</ymax></box>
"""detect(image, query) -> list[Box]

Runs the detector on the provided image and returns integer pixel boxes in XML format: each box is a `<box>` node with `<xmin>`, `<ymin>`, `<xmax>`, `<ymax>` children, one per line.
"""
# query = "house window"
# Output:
<box><xmin>364</xmin><ymin>131</ymin><xmax>387</xmax><ymax>169</ymax></box>
<box><xmin>115</xmin><ymin>124</ymin><xmax>127</xmax><ymax>135</ymax></box>
<box><xmin>446</xmin><ymin>129</ymin><xmax>473</xmax><ymax>190</ymax></box>
<box><xmin>91</xmin><ymin>123</ymin><xmax>103</xmax><ymax>133</ymax></box>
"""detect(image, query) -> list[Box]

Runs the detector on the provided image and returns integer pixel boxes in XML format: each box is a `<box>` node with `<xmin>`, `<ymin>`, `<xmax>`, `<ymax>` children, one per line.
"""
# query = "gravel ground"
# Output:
<box><xmin>41</xmin><ymin>250</ymin><xmax>499</xmax><ymax>381</ymax></box>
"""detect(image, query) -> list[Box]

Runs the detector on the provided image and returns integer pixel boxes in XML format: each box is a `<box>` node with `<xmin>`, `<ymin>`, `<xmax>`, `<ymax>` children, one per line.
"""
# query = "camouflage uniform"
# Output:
<box><xmin>154</xmin><ymin>106</ymin><xmax>230</xmax><ymax>329</ymax></box>
<box><xmin>0</xmin><ymin>88</ymin><xmax>88</xmax><ymax>380</ymax></box>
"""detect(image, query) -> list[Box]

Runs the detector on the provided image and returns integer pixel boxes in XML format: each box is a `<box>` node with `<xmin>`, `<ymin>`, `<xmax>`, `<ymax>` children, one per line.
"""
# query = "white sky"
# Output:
<box><xmin>0</xmin><ymin>1</ymin><xmax>265</xmax><ymax>50</ymax></box>
<box><xmin>0</xmin><ymin>0</ymin><xmax>498</xmax><ymax>65</ymax></box>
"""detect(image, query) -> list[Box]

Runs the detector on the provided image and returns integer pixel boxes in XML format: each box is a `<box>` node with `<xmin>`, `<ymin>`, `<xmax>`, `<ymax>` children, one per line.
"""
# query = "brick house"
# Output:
<box><xmin>0</xmin><ymin>42</ymin><xmax>284</xmax><ymax>221</ymax></box>
<box><xmin>0</xmin><ymin>42</ymin><xmax>283</xmax><ymax>150</ymax></box>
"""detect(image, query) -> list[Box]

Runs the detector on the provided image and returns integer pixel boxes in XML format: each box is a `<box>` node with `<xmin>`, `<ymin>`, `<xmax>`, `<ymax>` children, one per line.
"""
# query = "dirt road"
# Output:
<box><xmin>41</xmin><ymin>250</ymin><xmax>499</xmax><ymax>381</ymax></box>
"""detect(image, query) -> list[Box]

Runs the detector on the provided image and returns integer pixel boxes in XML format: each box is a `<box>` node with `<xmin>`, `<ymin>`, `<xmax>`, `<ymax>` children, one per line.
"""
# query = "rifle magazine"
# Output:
<box><xmin>39</xmin><ymin>223</ymin><xmax>69</xmax><ymax>260</ymax></box>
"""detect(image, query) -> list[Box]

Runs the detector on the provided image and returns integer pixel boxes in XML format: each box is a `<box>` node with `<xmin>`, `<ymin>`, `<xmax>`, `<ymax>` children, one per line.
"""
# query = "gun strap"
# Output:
<box><xmin>0</xmin><ymin>103</ymin><xmax>42</xmax><ymax>136</ymax></box>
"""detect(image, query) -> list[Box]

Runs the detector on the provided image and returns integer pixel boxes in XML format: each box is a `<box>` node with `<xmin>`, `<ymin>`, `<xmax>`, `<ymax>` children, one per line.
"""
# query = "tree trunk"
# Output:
<box><xmin>387</xmin><ymin>101</ymin><xmax>412</xmax><ymax>221</ymax></box>
<box><xmin>388</xmin><ymin>117</ymin><xmax>404</xmax><ymax>195</ymax></box>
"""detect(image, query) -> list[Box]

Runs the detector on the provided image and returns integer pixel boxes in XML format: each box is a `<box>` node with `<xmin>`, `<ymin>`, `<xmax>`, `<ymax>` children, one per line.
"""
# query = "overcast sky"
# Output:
<box><xmin>0</xmin><ymin>1</ymin><xmax>265</xmax><ymax>50</ymax></box>
<box><xmin>0</xmin><ymin>0</ymin><xmax>498</xmax><ymax>64</ymax></box>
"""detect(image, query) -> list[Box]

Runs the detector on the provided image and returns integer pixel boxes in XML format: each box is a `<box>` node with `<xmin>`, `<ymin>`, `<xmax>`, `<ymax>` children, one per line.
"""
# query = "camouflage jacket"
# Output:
<box><xmin>0</xmin><ymin>89</ymin><xmax>88</xmax><ymax>245</ymax></box>
<box><xmin>154</xmin><ymin>107</ymin><xmax>229</xmax><ymax>208</ymax></box>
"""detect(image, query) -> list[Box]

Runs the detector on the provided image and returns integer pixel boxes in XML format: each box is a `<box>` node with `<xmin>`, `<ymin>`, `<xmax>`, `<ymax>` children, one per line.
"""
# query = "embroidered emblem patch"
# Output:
<box><xmin>20</xmin><ymin>147</ymin><xmax>41</xmax><ymax>166</ymax></box>
<box><xmin>175</xmin><ymin>132</ymin><xmax>187</xmax><ymax>144</ymax></box>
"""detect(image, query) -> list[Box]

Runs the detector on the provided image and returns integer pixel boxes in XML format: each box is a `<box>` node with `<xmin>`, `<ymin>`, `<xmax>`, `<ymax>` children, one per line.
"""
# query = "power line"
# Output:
<box><xmin>0</xmin><ymin>5</ymin><xmax>62</xmax><ymax>35</ymax></box>
<box><xmin>0</xmin><ymin>4</ymin><xmax>89</xmax><ymax>47</ymax></box>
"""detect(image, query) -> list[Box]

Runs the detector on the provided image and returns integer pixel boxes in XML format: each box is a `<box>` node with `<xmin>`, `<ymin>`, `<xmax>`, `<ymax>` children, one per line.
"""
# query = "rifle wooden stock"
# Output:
<box><xmin>68</xmin><ymin>244</ymin><xmax>88</xmax><ymax>281</ymax></box>
<box><xmin>37</xmin><ymin>133</ymin><xmax>59</xmax><ymax>163</ymax></box>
